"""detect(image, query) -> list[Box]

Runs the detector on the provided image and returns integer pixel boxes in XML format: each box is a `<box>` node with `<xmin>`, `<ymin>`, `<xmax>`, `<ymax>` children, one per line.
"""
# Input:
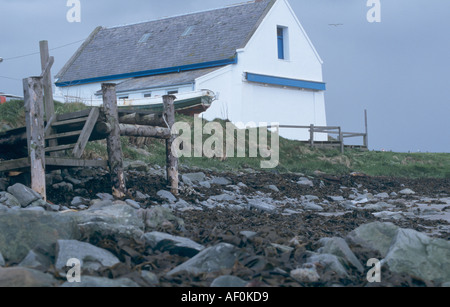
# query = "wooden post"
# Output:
<box><xmin>23</xmin><ymin>77</ymin><xmax>46</xmax><ymax>200</ymax></box>
<box><xmin>39</xmin><ymin>41</ymin><xmax>58</xmax><ymax>155</ymax></box>
<box><xmin>102</xmin><ymin>83</ymin><xmax>126</xmax><ymax>199</ymax></box>
<box><xmin>339</xmin><ymin>127</ymin><xmax>344</xmax><ymax>154</ymax></box>
<box><xmin>309</xmin><ymin>124</ymin><xmax>315</xmax><ymax>148</ymax></box>
<box><xmin>163</xmin><ymin>95</ymin><xmax>179</xmax><ymax>195</ymax></box>
<box><xmin>364</xmin><ymin>109</ymin><xmax>369</xmax><ymax>149</ymax></box>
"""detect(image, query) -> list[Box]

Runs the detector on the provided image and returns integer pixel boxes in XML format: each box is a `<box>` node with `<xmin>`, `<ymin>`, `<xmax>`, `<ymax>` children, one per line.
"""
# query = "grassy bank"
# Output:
<box><xmin>1</xmin><ymin>101</ymin><xmax>449</xmax><ymax>178</ymax></box>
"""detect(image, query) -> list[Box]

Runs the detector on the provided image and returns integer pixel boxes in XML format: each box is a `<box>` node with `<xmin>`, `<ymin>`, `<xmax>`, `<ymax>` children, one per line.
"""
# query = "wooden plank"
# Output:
<box><xmin>343</xmin><ymin>133</ymin><xmax>366</xmax><ymax>138</ymax></box>
<box><xmin>40</xmin><ymin>56</ymin><xmax>54</xmax><ymax>78</ymax></box>
<box><xmin>0</xmin><ymin>158</ymin><xmax>30</xmax><ymax>172</ymax></box>
<box><xmin>24</xmin><ymin>76</ymin><xmax>46</xmax><ymax>200</ymax></box>
<box><xmin>52</xmin><ymin>117</ymin><xmax>87</xmax><ymax>127</ymax></box>
<box><xmin>119</xmin><ymin>112</ymin><xmax>165</xmax><ymax>126</ymax></box>
<box><xmin>163</xmin><ymin>95</ymin><xmax>179</xmax><ymax>196</ymax></box>
<box><xmin>73</xmin><ymin>107</ymin><xmax>100</xmax><ymax>159</ymax></box>
<box><xmin>46</xmin><ymin>130</ymin><xmax>82</xmax><ymax>140</ymax></box>
<box><xmin>102</xmin><ymin>83</ymin><xmax>126</xmax><ymax>199</ymax></box>
<box><xmin>46</xmin><ymin>157</ymin><xmax>108</xmax><ymax>168</ymax></box>
<box><xmin>364</xmin><ymin>109</ymin><xmax>369</xmax><ymax>148</ymax></box>
<box><xmin>56</xmin><ymin>109</ymin><xmax>91</xmax><ymax>122</ymax></box>
<box><xmin>309</xmin><ymin>124</ymin><xmax>314</xmax><ymax>147</ymax></box>
<box><xmin>119</xmin><ymin>124</ymin><xmax>171</xmax><ymax>139</ymax></box>
<box><xmin>45</xmin><ymin>144</ymin><xmax>75</xmax><ymax>153</ymax></box>
<box><xmin>44</xmin><ymin>114</ymin><xmax>55</xmax><ymax>137</ymax></box>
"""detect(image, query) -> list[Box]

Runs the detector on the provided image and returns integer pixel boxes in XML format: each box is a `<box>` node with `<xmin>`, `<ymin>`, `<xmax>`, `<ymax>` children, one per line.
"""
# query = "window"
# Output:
<box><xmin>167</xmin><ymin>90</ymin><xmax>178</xmax><ymax>95</ymax></box>
<box><xmin>118</xmin><ymin>96</ymin><xmax>129</xmax><ymax>100</ymax></box>
<box><xmin>181</xmin><ymin>26</ymin><xmax>195</xmax><ymax>37</ymax></box>
<box><xmin>277</xmin><ymin>26</ymin><xmax>287</xmax><ymax>60</ymax></box>
<box><xmin>138</xmin><ymin>33</ymin><xmax>151</xmax><ymax>44</ymax></box>
<box><xmin>144</xmin><ymin>93</ymin><xmax>152</xmax><ymax>98</ymax></box>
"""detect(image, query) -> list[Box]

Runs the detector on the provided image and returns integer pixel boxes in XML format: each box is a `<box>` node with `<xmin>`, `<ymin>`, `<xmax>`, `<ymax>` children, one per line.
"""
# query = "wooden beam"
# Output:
<box><xmin>119</xmin><ymin>112</ymin><xmax>165</xmax><ymax>127</ymax></box>
<box><xmin>40</xmin><ymin>41</ymin><xmax>57</xmax><ymax>157</ymax></box>
<box><xmin>96</xmin><ymin>122</ymin><xmax>170</xmax><ymax>139</ymax></box>
<box><xmin>40</xmin><ymin>56</ymin><xmax>54</xmax><ymax>78</ymax></box>
<box><xmin>163</xmin><ymin>95</ymin><xmax>179</xmax><ymax>195</ymax></box>
<box><xmin>309</xmin><ymin>124</ymin><xmax>315</xmax><ymax>147</ymax></box>
<box><xmin>45</xmin><ymin>144</ymin><xmax>75</xmax><ymax>153</ymax></box>
<box><xmin>73</xmin><ymin>107</ymin><xmax>100</xmax><ymax>158</ymax></box>
<box><xmin>102</xmin><ymin>83</ymin><xmax>126</xmax><ymax>199</ymax></box>
<box><xmin>339</xmin><ymin>128</ymin><xmax>345</xmax><ymax>154</ymax></box>
<box><xmin>52</xmin><ymin>117</ymin><xmax>88</xmax><ymax>127</ymax></box>
<box><xmin>23</xmin><ymin>76</ymin><xmax>46</xmax><ymax>200</ymax></box>
<box><xmin>0</xmin><ymin>158</ymin><xmax>30</xmax><ymax>172</ymax></box>
<box><xmin>56</xmin><ymin>109</ymin><xmax>91</xmax><ymax>122</ymax></box>
<box><xmin>46</xmin><ymin>157</ymin><xmax>108</xmax><ymax>168</ymax></box>
<box><xmin>364</xmin><ymin>109</ymin><xmax>369</xmax><ymax>148</ymax></box>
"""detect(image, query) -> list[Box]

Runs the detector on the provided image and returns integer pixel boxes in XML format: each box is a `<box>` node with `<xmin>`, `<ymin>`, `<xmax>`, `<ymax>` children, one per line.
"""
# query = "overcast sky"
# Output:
<box><xmin>0</xmin><ymin>0</ymin><xmax>449</xmax><ymax>153</ymax></box>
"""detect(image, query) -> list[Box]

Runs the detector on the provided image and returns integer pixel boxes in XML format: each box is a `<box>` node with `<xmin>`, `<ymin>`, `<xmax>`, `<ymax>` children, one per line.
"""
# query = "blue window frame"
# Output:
<box><xmin>277</xmin><ymin>27</ymin><xmax>285</xmax><ymax>60</ymax></box>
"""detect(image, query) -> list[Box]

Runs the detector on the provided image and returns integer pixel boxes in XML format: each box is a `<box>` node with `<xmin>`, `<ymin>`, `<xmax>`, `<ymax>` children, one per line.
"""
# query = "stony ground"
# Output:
<box><xmin>0</xmin><ymin>163</ymin><xmax>449</xmax><ymax>287</ymax></box>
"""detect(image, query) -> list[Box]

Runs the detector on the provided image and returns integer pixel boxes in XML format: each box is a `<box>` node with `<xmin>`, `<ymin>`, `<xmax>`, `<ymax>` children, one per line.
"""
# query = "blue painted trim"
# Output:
<box><xmin>246</xmin><ymin>72</ymin><xmax>326</xmax><ymax>91</ymax></box>
<box><xmin>56</xmin><ymin>56</ymin><xmax>238</xmax><ymax>87</ymax></box>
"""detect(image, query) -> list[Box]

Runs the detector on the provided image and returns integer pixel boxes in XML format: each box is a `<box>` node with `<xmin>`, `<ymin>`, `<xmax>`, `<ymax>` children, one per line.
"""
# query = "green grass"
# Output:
<box><xmin>1</xmin><ymin>100</ymin><xmax>449</xmax><ymax>178</ymax></box>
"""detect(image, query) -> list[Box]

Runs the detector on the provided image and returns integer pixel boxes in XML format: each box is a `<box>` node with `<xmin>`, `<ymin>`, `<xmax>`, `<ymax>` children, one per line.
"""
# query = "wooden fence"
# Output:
<box><xmin>0</xmin><ymin>41</ymin><xmax>179</xmax><ymax>200</ymax></box>
<box><xmin>270</xmin><ymin>111</ymin><xmax>369</xmax><ymax>154</ymax></box>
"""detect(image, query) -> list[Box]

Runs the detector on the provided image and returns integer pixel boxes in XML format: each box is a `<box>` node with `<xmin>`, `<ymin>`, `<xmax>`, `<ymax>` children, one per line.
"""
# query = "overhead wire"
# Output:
<box><xmin>1</xmin><ymin>39</ymin><xmax>86</xmax><ymax>62</ymax></box>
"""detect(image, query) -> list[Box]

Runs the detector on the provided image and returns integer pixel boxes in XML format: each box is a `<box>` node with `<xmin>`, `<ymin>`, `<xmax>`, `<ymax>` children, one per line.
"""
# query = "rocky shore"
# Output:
<box><xmin>0</xmin><ymin>163</ymin><xmax>449</xmax><ymax>287</ymax></box>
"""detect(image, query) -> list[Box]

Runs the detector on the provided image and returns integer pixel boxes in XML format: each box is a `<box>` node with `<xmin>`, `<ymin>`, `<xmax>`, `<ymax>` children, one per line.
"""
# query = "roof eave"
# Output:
<box><xmin>56</xmin><ymin>56</ymin><xmax>237</xmax><ymax>87</ymax></box>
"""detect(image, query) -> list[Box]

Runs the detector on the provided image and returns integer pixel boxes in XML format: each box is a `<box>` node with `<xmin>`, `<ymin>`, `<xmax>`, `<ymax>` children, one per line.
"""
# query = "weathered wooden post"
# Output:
<box><xmin>163</xmin><ymin>95</ymin><xmax>179</xmax><ymax>195</ymax></box>
<box><xmin>23</xmin><ymin>77</ymin><xmax>46</xmax><ymax>200</ymax></box>
<box><xmin>102</xmin><ymin>83</ymin><xmax>126</xmax><ymax>199</ymax></box>
<box><xmin>309</xmin><ymin>124</ymin><xmax>315</xmax><ymax>148</ymax></box>
<box><xmin>364</xmin><ymin>109</ymin><xmax>369</xmax><ymax>149</ymax></box>
<box><xmin>39</xmin><ymin>41</ymin><xmax>58</xmax><ymax>155</ymax></box>
<box><xmin>339</xmin><ymin>127</ymin><xmax>345</xmax><ymax>154</ymax></box>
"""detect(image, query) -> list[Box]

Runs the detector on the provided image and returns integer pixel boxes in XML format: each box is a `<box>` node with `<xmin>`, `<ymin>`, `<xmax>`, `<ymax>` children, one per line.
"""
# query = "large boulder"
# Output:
<box><xmin>384</xmin><ymin>228</ymin><xmax>450</xmax><ymax>283</ymax></box>
<box><xmin>182</xmin><ymin>172</ymin><xmax>206</xmax><ymax>186</ymax></box>
<box><xmin>346</xmin><ymin>222</ymin><xmax>399</xmax><ymax>257</ymax></box>
<box><xmin>167</xmin><ymin>243</ymin><xmax>242</xmax><ymax>276</ymax></box>
<box><xmin>0</xmin><ymin>210</ymin><xmax>80</xmax><ymax>263</ymax></box>
<box><xmin>347</xmin><ymin>222</ymin><xmax>450</xmax><ymax>283</ymax></box>
<box><xmin>306</xmin><ymin>253</ymin><xmax>349</xmax><ymax>277</ymax></box>
<box><xmin>70</xmin><ymin>201</ymin><xmax>145</xmax><ymax>241</ymax></box>
<box><xmin>7</xmin><ymin>184</ymin><xmax>42</xmax><ymax>208</ymax></box>
<box><xmin>318</xmin><ymin>237</ymin><xmax>364</xmax><ymax>273</ymax></box>
<box><xmin>140</xmin><ymin>206</ymin><xmax>185</xmax><ymax>231</ymax></box>
<box><xmin>0</xmin><ymin>267</ymin><xmax>58</xmax><ymax>287</ymax></box>
<box><xmin>144</xmin><ymin>232</ymin><xmax>205</xmax><ymax>257</ymax></box>
<box><xmin>55</xmin><ymin>240</ymin><xmax>120</xmax><ymax>273</ymax></box>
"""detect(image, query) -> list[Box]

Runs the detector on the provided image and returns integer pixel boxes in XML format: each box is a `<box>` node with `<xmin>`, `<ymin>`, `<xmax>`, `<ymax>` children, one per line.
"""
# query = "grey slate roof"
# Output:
<box><xmin>56</xmin><ymin>0</ymin><xmax>275</xmax><ymax>85</ymax></box>
<box><xmin>111</xmin><ymin>67</ymin><xmax>221</xmax><ymax>94</ymax></box>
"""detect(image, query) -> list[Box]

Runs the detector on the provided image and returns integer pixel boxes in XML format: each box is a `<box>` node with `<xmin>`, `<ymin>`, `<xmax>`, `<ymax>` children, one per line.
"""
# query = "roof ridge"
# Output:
<box><xmin>106</xmin><ymin>0</ymin><xmax>262</xmax><ymax>30</ymax></box>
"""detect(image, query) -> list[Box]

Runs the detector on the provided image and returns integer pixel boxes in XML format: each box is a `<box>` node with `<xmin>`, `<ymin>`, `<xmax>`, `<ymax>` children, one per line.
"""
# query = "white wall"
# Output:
<box><xmin>200</xmin><ymin>0</ymin><xmax>328</xmax><ymax>141</ymax></box>
<box><xmin>54</xmin><ymin>79</ymin><xmax>127</xmax><ymax>105</ymax></box>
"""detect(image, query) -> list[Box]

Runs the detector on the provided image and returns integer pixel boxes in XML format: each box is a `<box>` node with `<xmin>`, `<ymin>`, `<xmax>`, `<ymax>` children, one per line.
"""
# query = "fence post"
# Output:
<box><xmin>39</xmin><ymin>41</ymin><xmax>58</xmax><ymax>155</ymax></box>
<box><xmin>364</xmin><ymin>109</ymin><xmax>369</xmax><ymax>149</ymax></box>
<box><xmin>309</xmin><ymin>124</ymin><xmax>315</xmax><ymax>148</ymax></box>
<box><xmin>339</xmin><ymin>127</ymin><xmax>344</xmax><ymax>154</ymax></box>
<box><xmin>163</xmin><ymin>95</ymin><xmax>179</xmax><ymax>196</ymax></box>
<box><xmin>102</xmin><ymin>83</ymin><xmax>126</xmax><ymax>199</ymax></box>
<box><xmin>23</xmin><ymin>77</ymin><xmax>46</xmax><ymax>200</ymax></box>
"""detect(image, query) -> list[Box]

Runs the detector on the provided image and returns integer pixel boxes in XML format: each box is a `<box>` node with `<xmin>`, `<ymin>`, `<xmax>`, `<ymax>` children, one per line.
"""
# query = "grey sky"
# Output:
<box><xmin>0</xmin><ymin>0</ymin><xmax>449</xmax><ymax>153</ymax></box>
